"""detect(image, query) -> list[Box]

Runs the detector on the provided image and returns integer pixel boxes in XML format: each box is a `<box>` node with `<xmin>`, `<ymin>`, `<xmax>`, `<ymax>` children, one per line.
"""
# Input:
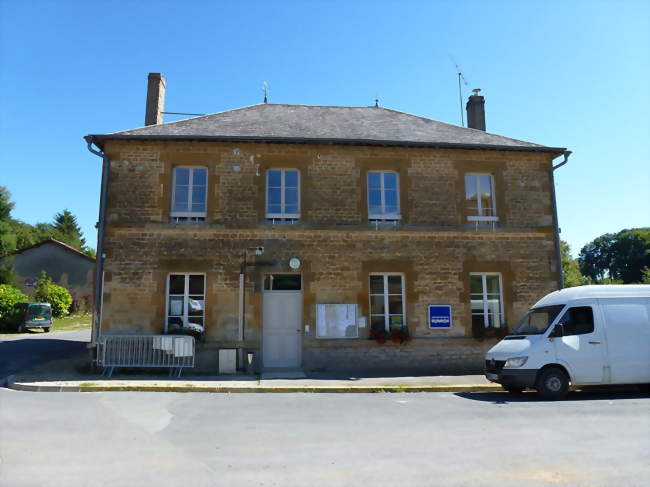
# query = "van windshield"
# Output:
<box><xmin>511</xmin><ymin>305</ymin><xmax>565</xmax><ymax>335</ymax></box>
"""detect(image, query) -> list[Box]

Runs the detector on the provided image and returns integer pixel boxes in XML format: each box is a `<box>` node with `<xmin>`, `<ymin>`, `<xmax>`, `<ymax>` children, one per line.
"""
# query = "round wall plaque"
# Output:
<box><xmin>289</xmin><ymin>258</ymin><xmax>301</xmax><ymax>270</ymax></box>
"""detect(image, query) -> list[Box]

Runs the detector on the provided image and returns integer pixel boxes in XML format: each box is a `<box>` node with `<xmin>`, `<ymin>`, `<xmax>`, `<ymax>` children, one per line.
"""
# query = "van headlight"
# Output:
<box><xmin>505</xmin><ymin>356</ymin><xmax>528</xmax><ymax>368</ymax></box>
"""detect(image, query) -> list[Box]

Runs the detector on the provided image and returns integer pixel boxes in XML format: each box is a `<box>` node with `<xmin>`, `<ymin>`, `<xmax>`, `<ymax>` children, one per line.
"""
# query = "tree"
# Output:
<box><xmin>52</xmin><ymin>209</ymin><xmax>86</xmax><ymax>250</ymax></box>
<box><xmin>34</xmin><ymin>271</ymin><xmax>72</xmax><ymax>317</ymax></box>
<box><xmin>0</xmin><ymin>186</ymin><xmax>14</xmax><ymax>221</ymax></box>
<box><xmin>579</xmin><ymin>228</ymin><xmax>650</xmax><ymax>284</ymax></box>
<box><xmin>0</xmin><ymin>259</ymin><xmax>17</xmax><ymax>286</ymax></box>
<box><xmin>560</xmin><ymin>240</ymin><xmax>584</xmax><ymax>288</ymax></box>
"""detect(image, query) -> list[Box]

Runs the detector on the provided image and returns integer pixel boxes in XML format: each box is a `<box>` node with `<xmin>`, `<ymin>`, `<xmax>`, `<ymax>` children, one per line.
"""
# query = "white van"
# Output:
<box><xmin>485</xmin><ymin>285</ymin><xmax>650</xmax><ymax>399</ymax></box>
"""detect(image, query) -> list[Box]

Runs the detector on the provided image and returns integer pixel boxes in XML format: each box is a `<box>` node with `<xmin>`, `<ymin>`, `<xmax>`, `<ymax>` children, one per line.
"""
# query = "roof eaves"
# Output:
<box><xmin>4</xmin><ymin>238</ymin><xmax>96</xmax><ymax>262</ymax></box>
<box><xmin>87</xmin><ymin>134</ymin><xmax>566</xmax><ymax>154</ymax></box>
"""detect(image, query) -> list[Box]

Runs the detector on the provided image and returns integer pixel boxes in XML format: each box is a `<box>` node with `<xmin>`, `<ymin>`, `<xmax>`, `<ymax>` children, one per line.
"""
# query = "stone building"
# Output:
<box><xmin>0</xmin><ymin>239</ymin><xmax>95</xmax><ymax>309</ymax></box>
<box><xmin>84</xmin><ymin>73</ymin><xmax>569</xmax><ymax>374</ymax></box>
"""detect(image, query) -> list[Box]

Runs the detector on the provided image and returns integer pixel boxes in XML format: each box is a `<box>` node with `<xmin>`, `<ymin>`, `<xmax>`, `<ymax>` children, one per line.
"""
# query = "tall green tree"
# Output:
<box><xmin>0</xmin><ymin>186</ymin><xmax>14</xmax><ymax>221</ymax></box>
<box><xmin>560</xmin><ymin>240</ymin><xmax>584</xmax><ymax>288</ymax></box>
<box><xmin>52</xmin><ymin>209</ymin><xmax>86</xmax><ymax>250</ymax></box>
<box><xmin>579</xmin><ymin>228</ymin><xmax>650</xmax><ymax>283</ymax></box>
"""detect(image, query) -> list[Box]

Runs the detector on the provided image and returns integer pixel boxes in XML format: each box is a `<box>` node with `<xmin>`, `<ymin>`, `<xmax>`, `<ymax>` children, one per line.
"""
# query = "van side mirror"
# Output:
<box><xmin>550</xmin><ymin>324</ymin><xmax>564</xmax><ymax>338</ymax></box>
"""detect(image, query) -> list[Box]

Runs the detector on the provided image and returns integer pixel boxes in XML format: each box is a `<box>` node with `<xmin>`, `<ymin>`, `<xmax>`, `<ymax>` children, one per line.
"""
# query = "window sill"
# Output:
<box><xmin>467</xmin><ymin>216</ymin><xmax>499</xmax><ymax>222</ymax></box>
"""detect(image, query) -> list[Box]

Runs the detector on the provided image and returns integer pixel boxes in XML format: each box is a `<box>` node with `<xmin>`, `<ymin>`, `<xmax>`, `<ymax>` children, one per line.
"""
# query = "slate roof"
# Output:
<box><xmin>88</xmin><ymin>104</ymin><xmax>564</xmax><ymax>153</ymax></box>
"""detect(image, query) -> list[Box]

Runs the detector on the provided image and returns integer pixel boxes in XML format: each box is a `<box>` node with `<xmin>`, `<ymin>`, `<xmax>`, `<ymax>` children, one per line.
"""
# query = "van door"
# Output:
<box><xmin>553</xmin><ymin>302</ymin><xmax>607</xmax><ymax>384</ymax></box>
<box><xmin>599</xmin><ymin>297</ymin><xmax>650</xmax><ymax>384</ymax></box>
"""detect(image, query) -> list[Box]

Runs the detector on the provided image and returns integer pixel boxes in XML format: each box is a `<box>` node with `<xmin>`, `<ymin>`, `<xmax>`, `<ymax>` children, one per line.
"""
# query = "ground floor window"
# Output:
<box><xmin>166</xmin><ymin>274</ymin><xmax>205</xmax><ymax>333</ymax></box>
<box><xmin>369</xmin><ymin>273</ymin><xmax>405</xmax><ymax>332</ymax></box>
<box><xmin>470</xmin><ymin>273</ymin><xmax>504</xmax><ymax>330</ymax></box>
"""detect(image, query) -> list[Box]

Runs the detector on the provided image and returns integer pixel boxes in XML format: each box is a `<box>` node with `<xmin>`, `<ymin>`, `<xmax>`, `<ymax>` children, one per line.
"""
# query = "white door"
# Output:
<box><xmin>599</xmin><ymin>297</ymin><xmax>650</xmax><ymax>384</ymax></box>
<box><xmin>262</xmin><ymin>279</ymin><xmax>302</xmax><ymax>369</ymax></box>
<box><xmin>553</xmin><ymin>301</ymin><xmax>607</xmax><ymax>384</ymax></box>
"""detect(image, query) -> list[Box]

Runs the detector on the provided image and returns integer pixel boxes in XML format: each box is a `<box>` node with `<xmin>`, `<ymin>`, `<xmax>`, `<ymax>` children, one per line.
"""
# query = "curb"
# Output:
<box><xmin>7</xmin><ymin>380</ymin><xmax>502</xmax><ymax>394</ymax></box>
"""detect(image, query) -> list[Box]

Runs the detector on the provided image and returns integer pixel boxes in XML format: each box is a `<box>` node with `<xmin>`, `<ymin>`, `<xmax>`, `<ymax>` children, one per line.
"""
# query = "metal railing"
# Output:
<box><xmin>98</xmin><ymin>334</ymin><xmax>195</xmax><ymax>378</ymax></box>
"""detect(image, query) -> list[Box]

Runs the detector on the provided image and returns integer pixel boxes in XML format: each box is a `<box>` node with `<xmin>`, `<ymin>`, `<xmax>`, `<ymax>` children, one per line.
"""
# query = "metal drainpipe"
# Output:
<box><xmin>84</xmin><ymin>135</ymin><xmax>110</xmax><ymax>347</ymax></box>
<box><xmin>550</xmin><ymin>150</ymin><xmax>572</xmax><ymax>289</ymax></box>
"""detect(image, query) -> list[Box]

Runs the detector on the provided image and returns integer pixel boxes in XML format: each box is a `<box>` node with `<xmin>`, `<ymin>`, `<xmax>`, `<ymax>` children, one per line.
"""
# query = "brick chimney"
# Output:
<box><xmin>466</xmin><ymin>88</ymin><xmax>486</xmax><ymax>131</ymax></box>
<box><xmin>145</xmin><ymin>73</ymin><xmax>166</xmax><ymax>126</ymax></box>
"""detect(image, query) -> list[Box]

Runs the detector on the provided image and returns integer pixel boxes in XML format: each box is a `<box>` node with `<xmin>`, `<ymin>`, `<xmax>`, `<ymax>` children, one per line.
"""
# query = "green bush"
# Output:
<box><xmin>34</xmin><ymin>272</ymin><xmax>72</xmax><ymax>317</ymax></box>
<box><xmin>0</xmin><ymin>284</ymin><xmax>27</xmax><ymax>319</ymax></box>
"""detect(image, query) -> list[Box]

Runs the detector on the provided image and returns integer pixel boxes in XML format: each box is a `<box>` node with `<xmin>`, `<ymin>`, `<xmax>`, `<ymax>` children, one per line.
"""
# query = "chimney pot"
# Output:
<box><xmin>466</xmin><ymin>89</ymin><xmax>486</xmax><ymax>131</ymax></box>
<box><xmin>145</xmin><ymin>73</ymin><xmax>166</xmax><ymax>126</ymax></box>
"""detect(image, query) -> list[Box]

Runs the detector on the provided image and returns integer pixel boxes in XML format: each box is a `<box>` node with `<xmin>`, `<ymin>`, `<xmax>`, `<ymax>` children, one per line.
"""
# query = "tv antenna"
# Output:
<box><xmin>263</xmin><ymin>81</ymin><xmax>269</xmax><ymax>104</ymax></box>
<box><xmin>449</xmin><ymin>56</ymin><xmax>468</xmax><ymax>126</ymax></box>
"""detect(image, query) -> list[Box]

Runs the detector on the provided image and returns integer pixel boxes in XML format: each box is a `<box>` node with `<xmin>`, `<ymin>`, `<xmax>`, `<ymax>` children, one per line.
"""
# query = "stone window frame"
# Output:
<box><xmin>165</xmin><ymin>273</ymin><xmax>206</xmax><ymax>333</ymax></box>
<box><xmin>170</xmin><ymin>166</ymin><xmax>208</xmax><ymax>223</ymax></box>
<box><xmin>265</xmin><ymin>168</ymin><xmax>301</xmax><ymax>222</ymax></box>
<box><xmin>469</xmin><ymin>272</ymin><xmax>505</xmax><ymax>330</ymax></box>
<box><xmin>368</xmin><ymin>272</ymin><xmax>407</xmax><ymax>332</ymax></box>
<box><xmin>464</xmin><ymin>173</ymin><xmax>498</xmax><ymax>223</ymax></box>
<box><xmin>367</xmin><ymin>170</ymin><xmax>402</xmax><ymax>223</ymax></box>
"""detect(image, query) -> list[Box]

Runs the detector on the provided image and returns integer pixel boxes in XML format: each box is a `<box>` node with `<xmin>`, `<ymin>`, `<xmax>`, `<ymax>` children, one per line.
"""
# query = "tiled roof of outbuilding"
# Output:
<box><xmin>89</xmin><ymin>104</ymin><xmax>564</xmax><ymax>153</ymax></box>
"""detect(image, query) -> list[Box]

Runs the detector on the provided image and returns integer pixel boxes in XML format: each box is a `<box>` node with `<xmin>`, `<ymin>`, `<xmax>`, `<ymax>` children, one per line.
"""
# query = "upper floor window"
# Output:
<box><xmin>470</xmin><ymin>273</ymin><xmax>504</xmax><ymax>330</ymax></box>
<box><xmin>266</xmin><ymin>169</ymin><xmax>300</xmax><ymax>221</ymax></box>
<box><xmin>369</xmin><ymin>273</ymin><xmax>405</xmax><ymax>332</ymax></box>
<box><xmin>465</xmin><ymin>174</ymin><xmax>497</xmax><ymax>222</ymax></box>
<box><xmin>171</xmin><ymin>167</ymin><xmax>207</xmax><ymax>222</ymax></box>
<box><xmin>368</xmin><ymin>171</ymin><xmax>400</xmax><ymax>222</ymax></box>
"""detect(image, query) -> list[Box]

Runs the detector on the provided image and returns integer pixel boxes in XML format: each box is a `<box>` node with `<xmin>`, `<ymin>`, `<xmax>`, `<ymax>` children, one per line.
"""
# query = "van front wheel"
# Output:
<box><xmin>535</xmin><ymin>367</ymin><xmax>569</xmax><ymax>400</ymax></box>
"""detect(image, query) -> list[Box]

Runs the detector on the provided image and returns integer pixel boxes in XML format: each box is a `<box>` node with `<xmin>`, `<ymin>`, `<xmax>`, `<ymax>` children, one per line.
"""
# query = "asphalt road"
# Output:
<box><xmin>1</xmin><ymin>389</ymin><xmax>648</xmax><ymax>487</ymax></box>
<box><xmin>0</xmin><ymin>329</ymin><xmax>90</xmax><ymax>384</ymax></box>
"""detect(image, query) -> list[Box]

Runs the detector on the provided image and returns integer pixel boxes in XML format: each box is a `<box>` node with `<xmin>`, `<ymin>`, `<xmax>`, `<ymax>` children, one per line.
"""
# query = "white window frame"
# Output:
<box><xmin>266</xmin><ymin>169</ymin><xmax>301</xmax><ymax>220</ymax></box>
<box><xmin>165</xmin><ymin>273</ymin><xmax>206</xmax><ymax>333</ymax></box>
<box><xmin>170</xmin><ymin>166</ymin><xmax>208</xmax><ymax>220</ymax></box>
<box><xmin>465</xmin><ymin>173</ymin><xmax>498</xmax><ymax>223</ymax></box>
<box><xmin>367</xmin><ymin>170</ymin><xmax>401</xmax><ymax>221</ymax></box>
<box><xmin>469</xmin><ymin>272</ymin><xmax>504</xmax><ymax>328</ymax></box>
<box><xmin>369</xmin><ymin>272</ymin><xmax>406</xmax><ymax>332</ymax></box>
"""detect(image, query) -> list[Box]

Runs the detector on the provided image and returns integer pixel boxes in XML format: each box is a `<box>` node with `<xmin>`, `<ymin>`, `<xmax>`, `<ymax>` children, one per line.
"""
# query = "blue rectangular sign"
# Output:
<box><xmin>428</xmin><ymin>305</ymin><xmax>452</xmax><ymax>329</ymax></box>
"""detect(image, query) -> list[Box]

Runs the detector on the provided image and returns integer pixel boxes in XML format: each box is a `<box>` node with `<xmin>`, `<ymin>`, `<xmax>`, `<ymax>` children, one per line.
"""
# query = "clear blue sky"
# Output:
<box><xmin>1</xmin><ymin>0</ymin><xmax>648</xmax><ymax>256</ymax></box>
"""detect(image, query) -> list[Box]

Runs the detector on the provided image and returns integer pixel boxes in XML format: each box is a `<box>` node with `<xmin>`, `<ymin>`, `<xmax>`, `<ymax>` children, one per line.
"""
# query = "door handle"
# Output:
<box><xmin>588</xmin><ymin>341</ymin><xmax>601</xmax><ymax>344</ymax></box>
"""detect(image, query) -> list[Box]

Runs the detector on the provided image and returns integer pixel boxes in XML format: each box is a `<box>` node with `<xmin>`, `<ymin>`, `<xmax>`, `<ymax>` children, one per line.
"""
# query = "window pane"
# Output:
<box><xmin>370</xmin><ymin>315</ymin><xmax>386</xmax><ymax>331</ymax></box>
<box><xmin>268</xmin><ymin>170</ymin><xmax>281</xmax><ymax>187</ymax></box>
<box><xmin>271</xmin><ymin>274</ymin><xmax>302</xmax><ymax>291</ymax></box>
<box><xmin>188</xmin><ymin>297</ymin><xmax>204</xmax><ymax>315</ymax></box>
<box><xmin>284</xmin><ymin>204</ymin><xmax>298</xmax><ymax>215</ymax></box>
<box><xmin>479</xmin><ymin>175</ymin><xmax>493</xmax><ymax>216</ymax></box>
<box><xmin>465</xmin><ymin>174</ymin><xmax>477</xmax><ymax>202</ymax></box>
<box><xmin>188</xmin><ymin>317</ymin><xmax>204</xmax><ymax>327</ymax></box>
<box><xmin>193</xmin><ymin>168</ymin><xmax>207</xmax><ymax>186</ymax></box>
<box><xmin>370</xmin><ymin>296</ymin><xmax>385</xmax><ymax>315</ymax></box>
<box><xmin>472</xmin><ymin>314</ymin><xmax>486</xmax><ymax>330</ymax></box>
<box><xmin>189</xmin><ymin>275</ymin><xmax>204</xmax><ymax>295</ymax></box>
<box><xmin>285</xmin><ymin>188</ymin><xmax>298</xmax><ymax>205</ymax></box>
<box><xmin>561</xmin><ymin>307</ymin><xmax>594</xmax><ymax>336</ymax></box>
<box><xmin>389</xmin><ymin>315</ymin><xmax>404</xmax><ymax>330</ymax></box>
<box><xmin>369</xmin><ymin>276</ymin><xmax>384</xmax><ymax>294</ymax></box>
<box><xmin>192</xmin><ymin>186</ymin><xmax>206</xmax><ymax>207</ymax></box>
<box><xmin>174</xmin><ymin>187</ymin><xmax>189</xmax><ymax>210</ymax></box>
<box><xmin>368</xmin><ymin>190</ymin><xmax>382</xmax><ymax>212</ymax></box>
<box><xmin>384</xmin><ymin>190</ymin><xmax>398</xmax><ymax>210</ymax></box>
<box><xmin>268</xmin><ymin>188</ymin><xmax>281</xmax><ymax>205</ymax></box>
<box><xmin>285</xmin><ymin>170</ymin><xmax>298</xmax><ymax>188</ymax></box>
<box><xmin>368</xmin><ymin>172</ymin><xmax>381</xmax><ymax>189</ymax></box>
<box><xmin>485</xmin><ymin>275</ymin><xmax>500</xmax><ymax>294</ymax></box>
<box><xmin>470</xmin><ymin>275</ymin><xmax>483</xmax><ymax>294</ymax></box>
<box><xmin>169</xmin><ymin>275</ymin><xmax>185</xmax><ymax>294</ymax></box>
<box><xmin>168</xmin><ymin>296</ymin><xmax>184</xmax><ymax>316</ymax></box>
<box><xmin>175</xmin><ymin>168</ymin><xmax>190</xmax><ymax>185</ymax></box>
<box><xmin>388</xmin><ymin>295</ymin><xmax>403</xmax><ymax>314</ymax></box>
<box><xmin>267</xmin><ymin>204</ymin><xmax>282</xmax><ymax>215</ymax></box>
<box><xmin>387</xmin><ymin>275</ymin><xmax>402</xmax><ymax>294</ymax></box>
<box><xmin>384</xmin><ymin>172</ymin><xmax>397</xmax><ymax>189</ymax></box>
<box><xmin>471</xmin><ymin>298</ymin><xmax>485</xmax><ymax>314</ymax></box>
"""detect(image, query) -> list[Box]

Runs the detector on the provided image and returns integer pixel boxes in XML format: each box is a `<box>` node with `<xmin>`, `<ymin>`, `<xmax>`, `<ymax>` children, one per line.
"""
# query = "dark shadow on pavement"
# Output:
<box><xmin>455</xmin><ymin>388</ymin><xmax>649</xmax><ymax>404</ymax></box>
<box><xmin>0</xmin><ymin>338</ymin><xmax>88</xmax><ymax>382</ymax></box>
